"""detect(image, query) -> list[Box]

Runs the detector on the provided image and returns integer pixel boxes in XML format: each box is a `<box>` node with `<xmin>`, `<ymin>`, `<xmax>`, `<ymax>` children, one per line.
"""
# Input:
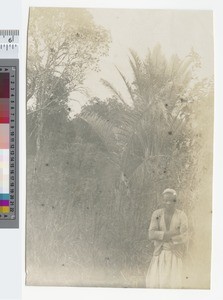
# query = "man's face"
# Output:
<box><xmin>163</xmin><ymin>193</ymin><xmax>176</xmax><ymax>211</ymax></box>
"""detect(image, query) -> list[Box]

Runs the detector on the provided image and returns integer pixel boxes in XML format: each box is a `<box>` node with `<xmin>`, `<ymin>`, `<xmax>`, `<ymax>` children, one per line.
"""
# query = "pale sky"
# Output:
<box><xmin>70</xmin><ymin>9</ymin><xmax>214</xmax><ymax>115</ymax></box>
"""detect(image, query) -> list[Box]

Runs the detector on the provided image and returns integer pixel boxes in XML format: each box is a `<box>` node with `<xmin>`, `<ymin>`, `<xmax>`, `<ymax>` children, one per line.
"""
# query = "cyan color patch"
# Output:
<box><xmin>0</xmin><ymin>194</ymin><xmax>9</xmax><ymax>200</ymax></box>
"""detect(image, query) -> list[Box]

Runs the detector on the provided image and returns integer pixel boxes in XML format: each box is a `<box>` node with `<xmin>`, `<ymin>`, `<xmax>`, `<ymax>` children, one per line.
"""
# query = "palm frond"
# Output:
<box><xmin>80</xmin><ymin>112</ymin><xmax>120</xmax><ymax>166</ymax></box>
<box><xmin>115</xmin><ymin>66</ymin><xmax>135</xmax><ymax>104</ymax></box>
<box><xmin>129</xmin><ymin>157</ymin><xmax>146</xmax><ymax>188</ymax></box>
<box><xmin>101</xmin><ymin>78</ymin><xmax>127</xmax><ymax>105</ymax></box>
<box><xmin>128</xmin><ymin>50</ymin><xmax>147</xmax><ymax>104</ymax></box>
<box><xmin>151</xmin><ymin>43</ymin><xmax>166</xmax><ymax>70</ymax></box>
<box><xmin>177</xmin><ymin>57</ymin><xmax>193</xmax><ymax>79</ymax></box>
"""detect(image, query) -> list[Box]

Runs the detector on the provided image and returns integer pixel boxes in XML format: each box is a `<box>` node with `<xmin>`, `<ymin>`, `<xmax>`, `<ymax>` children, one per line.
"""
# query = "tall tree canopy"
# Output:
<box><xmin>27</xmin><ymin>8</ymin><xmax>110</xmax><ymax>152</ymax></box>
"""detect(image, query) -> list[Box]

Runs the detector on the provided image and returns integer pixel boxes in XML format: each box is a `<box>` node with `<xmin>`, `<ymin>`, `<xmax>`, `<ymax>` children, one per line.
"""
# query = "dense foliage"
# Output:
<box><xmin>27</xmin><ymin>11</ymin><xmax>213</xmax><ymax>288</ymax></box>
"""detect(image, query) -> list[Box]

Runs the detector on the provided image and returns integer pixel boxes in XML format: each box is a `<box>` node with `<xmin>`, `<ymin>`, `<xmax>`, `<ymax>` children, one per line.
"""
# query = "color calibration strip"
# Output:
<box><xmin>0</xmin><ymin>30</ymin><xmax>19</xmax><ymax>227</ymax></box>
<box><xmin>0</xmin><ymin>66</ymin><xmax>16</xmax><ymax>220</ymax></box>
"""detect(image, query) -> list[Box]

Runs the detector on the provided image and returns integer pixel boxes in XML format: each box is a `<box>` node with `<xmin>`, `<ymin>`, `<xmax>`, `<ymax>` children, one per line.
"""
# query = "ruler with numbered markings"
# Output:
<box><xmin>0</xmin><ymin>30</ymin><xmax>19</xmax><ymax>228</ymax></box>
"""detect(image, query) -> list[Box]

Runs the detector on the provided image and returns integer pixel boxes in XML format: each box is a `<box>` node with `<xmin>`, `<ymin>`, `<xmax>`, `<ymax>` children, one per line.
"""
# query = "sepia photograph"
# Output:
<box><xmin>26</xmin><ymin>7</ymin><xmax>214</xmax><ymax>289</ymax></box>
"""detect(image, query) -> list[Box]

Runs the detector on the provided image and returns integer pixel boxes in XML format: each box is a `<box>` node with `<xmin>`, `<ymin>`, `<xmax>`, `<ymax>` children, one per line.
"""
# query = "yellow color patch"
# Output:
<box><xmin>0</xmin><ymin>206</ymin><xmax>9</xmax><ymax>213</ymax></box>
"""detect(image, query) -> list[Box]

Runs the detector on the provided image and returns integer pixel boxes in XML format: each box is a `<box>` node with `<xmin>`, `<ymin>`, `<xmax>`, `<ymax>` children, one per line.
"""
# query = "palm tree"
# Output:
<box><xmin>81</xmin><ymin>45</ymin><xmax>200</xmax><ymax>199</ymax></box>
